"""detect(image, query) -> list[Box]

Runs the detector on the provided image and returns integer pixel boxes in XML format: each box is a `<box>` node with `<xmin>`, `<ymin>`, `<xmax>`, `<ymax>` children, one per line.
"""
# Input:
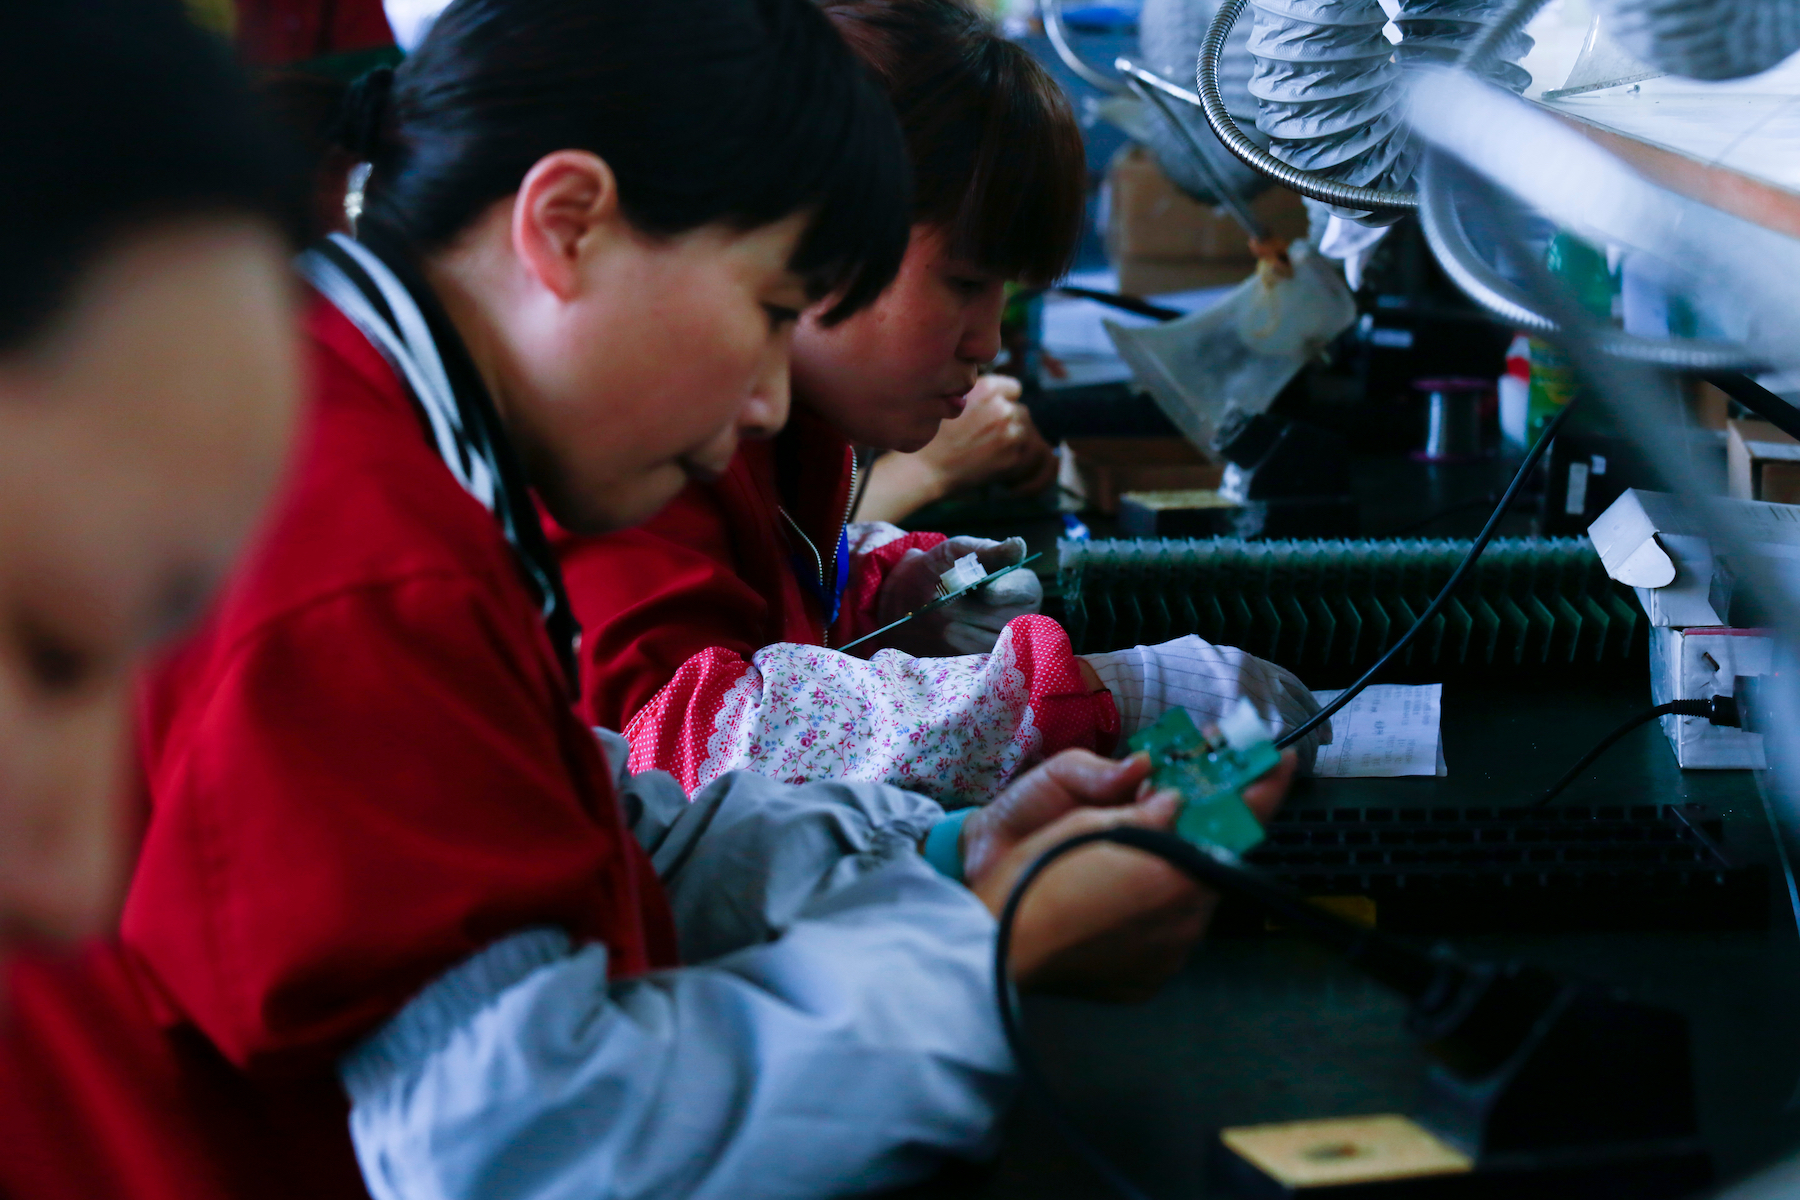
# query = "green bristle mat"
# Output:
<box><xmin>1058</xmin><ymin>537</ymin><xmax>1644</xmax><ymax>678</ymax></box>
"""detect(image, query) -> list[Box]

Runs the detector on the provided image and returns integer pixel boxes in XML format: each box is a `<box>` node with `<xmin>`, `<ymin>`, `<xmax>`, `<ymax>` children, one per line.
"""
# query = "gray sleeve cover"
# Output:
<box><xmin>339</xmin><ymin>736</ymin><xmax>1009</xmax><ymax>1200</ymax></box>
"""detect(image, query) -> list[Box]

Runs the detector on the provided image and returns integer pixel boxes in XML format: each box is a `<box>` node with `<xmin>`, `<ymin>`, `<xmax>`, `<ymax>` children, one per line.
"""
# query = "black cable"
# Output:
<box><xmin>1053</xmin><ymin>286</ymin><xmax>1184</xmax><ymax>322</ymax></box>
<box><xmin>993</xmin><ymin>829</ymin><xmax>1156</xmax><ymax>1200</ymax></box>
<box><xmin>993</xmin><ymin>826</ymin><xmax>1461</xmax><ymax>1200</ymax></box>
<box><xmin>1276</xmin><ymin>401</ymin><xmax>1574</xmax><ymax>751</ymax></box>
<box><xmin>1704</xmin><ymin>372</ymin><xmax>1800</xmax><ymax>443</ymax></box>
<box><xmin>1529</xmin><ymin>695</ymin><xmax>1739</xmax><ymax>808</ymax></box>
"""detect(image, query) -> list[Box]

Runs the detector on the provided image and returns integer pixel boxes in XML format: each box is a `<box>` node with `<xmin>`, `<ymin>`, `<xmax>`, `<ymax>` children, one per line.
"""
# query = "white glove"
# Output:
<box><xmin>1082</xmin><ymin>636</ymin><xmax>1331</xmax><ymax>772</ymax></box>
<box><xmin>872</xmin><ymin>536</ymin><xmax>1043</xmax><ymax>657</ymax></box>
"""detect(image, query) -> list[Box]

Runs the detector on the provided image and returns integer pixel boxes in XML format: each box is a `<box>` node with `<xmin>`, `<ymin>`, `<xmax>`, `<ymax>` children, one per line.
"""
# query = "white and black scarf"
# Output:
<box><xmin>299</xmin><ymin>232</ymin><xmax>581</xmax><ymax>694</ymax></box>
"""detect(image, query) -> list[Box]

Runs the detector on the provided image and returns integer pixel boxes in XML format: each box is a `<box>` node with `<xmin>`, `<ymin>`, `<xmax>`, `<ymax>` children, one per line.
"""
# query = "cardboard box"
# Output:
<box><xmin>1060</xmin><ymin>437</ymin><xmax>1222</xmax><ymax>514</ymax></box>
<box><xmin>1691</xmin><ymin>380</ymin><xmax>1732</xmax><ymax>432</ymax></box>
<box><xmin>1103</xmin><ymin>144</ymin><xmax>1309</xmax><ymax>296</ymax></box>
<box><xmin>1114</xmin><ymin>257</ymin><xmax>1256</xmax><ymax>297</ymax></box>
<box><xmin>1651</xmin><ymin>626</ymin><xmax>1771</xmax><ymax>768</ymax></box>
<box><xmin>1726</xmin><ymin>419</ymin><xmax>1800</xmax><ymax>504</ymax></box>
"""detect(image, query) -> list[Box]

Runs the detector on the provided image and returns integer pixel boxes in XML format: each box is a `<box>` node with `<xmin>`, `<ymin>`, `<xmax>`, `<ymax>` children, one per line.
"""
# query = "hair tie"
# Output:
<box><xmin>335</xmin><ymin>66</ymin><xmax>395</xmax><ymax>161</ymax></box>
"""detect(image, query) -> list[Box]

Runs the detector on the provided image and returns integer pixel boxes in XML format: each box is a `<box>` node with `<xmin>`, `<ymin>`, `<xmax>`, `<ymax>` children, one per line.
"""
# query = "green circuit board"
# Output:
<box><xmin>1127</xmin><ymin>707</ymin><xmax>1276</xmax><ymax>855</ymax></box>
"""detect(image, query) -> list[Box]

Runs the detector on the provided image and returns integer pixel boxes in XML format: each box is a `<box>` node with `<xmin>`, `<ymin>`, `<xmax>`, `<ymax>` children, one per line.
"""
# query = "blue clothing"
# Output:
<box><xmin>340</xmin><ymin>731</ymin><xmax>1013</xmax><ymax>1200</ymax></box>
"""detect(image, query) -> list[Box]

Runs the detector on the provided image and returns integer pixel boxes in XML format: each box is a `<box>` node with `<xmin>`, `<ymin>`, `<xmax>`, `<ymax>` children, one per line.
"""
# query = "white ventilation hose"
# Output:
<box><xmin>1595</xmin><ymin>0</ymin><xmax>1800</xmax><ymax>81</ymax></box>
<box><xmin>1138</xmin><ymin>0</ymin><xmax>1271</xmax><ymax>203</ymax></box>
<box><xmin>1246</xmin><ymin>0</ymin><xmax>1530</xmax><ymax>219</ymax></box>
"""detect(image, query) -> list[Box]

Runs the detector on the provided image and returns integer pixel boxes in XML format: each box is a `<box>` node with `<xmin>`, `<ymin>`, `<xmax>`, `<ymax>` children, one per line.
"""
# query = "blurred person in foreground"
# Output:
<box><xmin>0</xmin><ymin>2</ymin><xmax>300</xmax><ymax>961</ymax></box>
<box><xmin>0</xmin><ymin>1</ymin><xmax>302</xmax><ymax>1194</ymax></box>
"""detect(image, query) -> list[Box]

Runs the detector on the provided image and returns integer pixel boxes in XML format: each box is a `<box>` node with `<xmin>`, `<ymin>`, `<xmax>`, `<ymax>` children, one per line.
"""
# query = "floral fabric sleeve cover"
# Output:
<box><xmin>622</xmin><ymin>614</ymin><xmax>1120</xmax><ymax>803</ymax></box>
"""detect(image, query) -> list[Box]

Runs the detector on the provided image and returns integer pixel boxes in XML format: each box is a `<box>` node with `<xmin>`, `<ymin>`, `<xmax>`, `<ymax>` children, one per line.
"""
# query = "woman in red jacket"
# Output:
<box><xmin>556</xmin><ymin>0</ymin><xmax>1328</xmax><ymax>804</ymax></box>
<box><xmin>33</xmin><ymin>1</ymin><xmax>1288</xmax><ymax>1198</ymax></box>
<box><xmin>0</xmin><ymin>2</ymin><xmax>308</xmax><ymax>1195</ymax></box>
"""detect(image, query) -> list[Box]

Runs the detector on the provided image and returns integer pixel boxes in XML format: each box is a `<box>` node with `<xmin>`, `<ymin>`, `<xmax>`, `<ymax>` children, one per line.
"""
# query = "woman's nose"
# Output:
<box><xmin>957</xmin><ymin>285</ymin><xmax>1007</xmax><ymax>366</ymax></box>
<box><xmin>740</xmin><ymin>347</ymin><xmax>791</xmax><ymax>439</ymax></box>
<box><xmin>0</xmin><ymin>679</ymin><xmax>128</xmax><ymax>949</ymax></box>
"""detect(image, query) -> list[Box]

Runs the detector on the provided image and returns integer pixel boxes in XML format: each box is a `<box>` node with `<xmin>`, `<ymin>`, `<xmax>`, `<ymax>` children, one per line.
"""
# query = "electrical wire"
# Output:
<box><xmin>1116</xmin><ymin>59</ymin><xmax>1270</xmax><ymax>241</ymax></box>
<box><xmin>993</xmin><ymin>825</ymin><xmax>1457</xmax><ymax>1200</ymax></box>
<box><xmin>1755</xmin><ymin>780</ymin><xmax>1800</xmax><ymax>937</ymax></box>
<box><xmin>992</xmin><ymin>830</ymin><xmax>1159</xmax><ymax>1200</ymax></box>
<box><xmin>1041</xmin><ymin>0</ymin><xmax>1126</xmax><ymax>93</ymax></box>
<box><xmin>1053</xmin><ymin>286</ymin><xmax>1184</xmax><ymax>321</ymax></box>
<box><xmin>1291</xmin><ymin>148</ymin><xmax>1788</xmax><ymax>754</ymax></box>
<box><xmin>1529</xmin><ymin>696</ymin><xmax>1739</xmax><ymax>808</ymax></box>
<box><xmin>1275</xmin><ymin>399</ymin><xmax>1573</xmax><ymax>752</ymax></box>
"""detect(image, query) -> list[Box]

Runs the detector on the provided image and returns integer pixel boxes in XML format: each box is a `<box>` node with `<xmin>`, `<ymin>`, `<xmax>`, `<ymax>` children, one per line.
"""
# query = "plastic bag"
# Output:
<box><xmin>1103</xmin><ymin>243</ymin><xmax>1357</xmax><ymax>454</ymax></box>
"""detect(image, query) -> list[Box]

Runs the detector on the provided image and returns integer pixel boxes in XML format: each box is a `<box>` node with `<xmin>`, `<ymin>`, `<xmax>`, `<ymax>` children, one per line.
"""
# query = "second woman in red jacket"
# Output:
<box><xmin>556</xmin><ymin>0</ymin><xmax>1327</xmax><ymax>805</ymax></box>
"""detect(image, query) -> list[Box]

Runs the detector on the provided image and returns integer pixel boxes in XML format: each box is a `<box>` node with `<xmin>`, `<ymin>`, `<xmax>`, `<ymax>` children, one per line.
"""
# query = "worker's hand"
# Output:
<box><xmin>1081</xmin><ymin>637</ymin><xmax>1331</xmax><ymax>772</ymax></box>
<box><xmin>871</xmin><ymin>535</ymin><xmax>1042</xmax><ymax>657</ymax></box>
<box><xmin>852</xmin><ymin>377</ymin><xmax>1059</xmax><ymax>525</ymax></box>
<box><xmin>916</xmin><ymin>375</ymin><xmax>1058</xmax><ymax>498</ymax></box>
<box><xmin>962</xmin><ymin>748</ymin><xmax>1295</xmax><ymax>1001</ymax></box>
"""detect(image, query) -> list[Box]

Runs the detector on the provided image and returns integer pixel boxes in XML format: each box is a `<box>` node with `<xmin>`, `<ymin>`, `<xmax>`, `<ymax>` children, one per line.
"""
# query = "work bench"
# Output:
<box><xmin>887</xmin><ymin>675</ymin><xmax>1800</xmax><ymax>1199</ymax></box>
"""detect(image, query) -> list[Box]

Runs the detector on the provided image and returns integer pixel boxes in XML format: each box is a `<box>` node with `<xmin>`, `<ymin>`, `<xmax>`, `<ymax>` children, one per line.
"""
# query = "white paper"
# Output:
<box><xmin>1309</xmin><ymin>684</ymin><xmax>1446</xmax><ymax>778</ymax></box>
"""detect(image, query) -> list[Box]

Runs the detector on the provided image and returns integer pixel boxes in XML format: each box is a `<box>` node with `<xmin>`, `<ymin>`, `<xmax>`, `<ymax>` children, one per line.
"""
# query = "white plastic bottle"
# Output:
<box><xmin>1499</xmin><ymin>333</ymin><xmax>1531</xmax><ymax>449</ymax></box>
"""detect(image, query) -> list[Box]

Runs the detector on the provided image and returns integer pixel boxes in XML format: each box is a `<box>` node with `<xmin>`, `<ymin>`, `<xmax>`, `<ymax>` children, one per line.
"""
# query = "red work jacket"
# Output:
<box><xmin>234</xmin><ymin>0</ymin><xmax>393</xmax><ymax>67</ymax></box>
<box><xmin>0</xmin><ymin>297</ymin><xmax>676</xmax><ymax>1199</ymax></box>
<box><xmin>555</xmin><ymin>405</ymin><xmax>942</xmax><ymax>733</ymax></box>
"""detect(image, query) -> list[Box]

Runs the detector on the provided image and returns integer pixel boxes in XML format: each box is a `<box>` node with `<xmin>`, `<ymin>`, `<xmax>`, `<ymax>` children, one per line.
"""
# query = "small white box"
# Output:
<box><xmin>1650</xmin><ymin>626</ymin><xmax>1772</xmax><ymax>769</ymax></box>
<box><xmin>1588</xmin><ymin>488</ymin><xmax>1800</xmax><ymax>627</ymax></box>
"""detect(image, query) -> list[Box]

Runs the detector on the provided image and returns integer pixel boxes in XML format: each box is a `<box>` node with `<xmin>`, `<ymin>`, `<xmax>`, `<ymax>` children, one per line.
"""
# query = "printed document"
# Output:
<box><xmin>1309</xmin><ymin>684</ymin><xmax>1446</xmax><ymax>778</ymax></box>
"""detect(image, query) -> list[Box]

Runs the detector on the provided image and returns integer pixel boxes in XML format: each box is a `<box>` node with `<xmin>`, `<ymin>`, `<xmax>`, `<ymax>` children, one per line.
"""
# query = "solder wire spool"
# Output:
<box><xmin>1058</xmin><ymin>535</ymin><xmax>1644</xmax><ymax>675</ymax></box>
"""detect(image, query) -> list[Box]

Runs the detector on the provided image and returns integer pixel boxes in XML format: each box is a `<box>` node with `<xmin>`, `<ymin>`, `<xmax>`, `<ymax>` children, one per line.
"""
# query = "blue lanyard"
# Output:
<box><xmin>791</xmin><ymin>525</ymin><xmax>851</xmax><ymax>627</ymax></box>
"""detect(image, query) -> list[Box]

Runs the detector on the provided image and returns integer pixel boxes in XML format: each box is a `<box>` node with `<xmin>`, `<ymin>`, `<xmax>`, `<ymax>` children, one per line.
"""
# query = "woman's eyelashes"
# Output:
<box><xmin>762</xmin><ymin>303</ymin><xmax>803</xmax><ymax>332</ymax></box>
<box><xmin>15</xmin><ymin>615</ymin><xmax>96</xmax><ymax>699</ymax></box>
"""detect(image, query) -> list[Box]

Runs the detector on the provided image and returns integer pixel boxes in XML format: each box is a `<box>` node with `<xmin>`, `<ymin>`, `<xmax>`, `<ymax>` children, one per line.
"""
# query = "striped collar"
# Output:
<box><xmin>299</xmin><ymin>232</ymin><xmax>581</xmax><ymax>694</ymax></box>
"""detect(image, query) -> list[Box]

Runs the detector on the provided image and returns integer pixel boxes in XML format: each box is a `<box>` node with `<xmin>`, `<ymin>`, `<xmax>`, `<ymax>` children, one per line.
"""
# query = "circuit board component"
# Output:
<box><xmin>1127</xmin><ymin>702</ymin><xmax>1278</xmax><ymax>855</ymax></box>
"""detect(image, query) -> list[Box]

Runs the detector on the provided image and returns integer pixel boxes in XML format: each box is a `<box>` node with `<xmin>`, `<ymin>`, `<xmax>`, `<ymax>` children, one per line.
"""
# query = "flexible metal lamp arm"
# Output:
<box><xmin>1041</xmin><ymin>0</ymin><xmax>1126</xmax><ymax>93</ymax></box>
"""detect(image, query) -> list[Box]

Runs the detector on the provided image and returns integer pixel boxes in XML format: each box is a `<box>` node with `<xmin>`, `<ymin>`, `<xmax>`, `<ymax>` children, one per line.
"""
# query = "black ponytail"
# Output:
<box><xmin>0</xmin><ymin>0</ymin><xmax>302</xmax><ymax>352</ymax></box>
<box><xmin>335</xmin><ymin>66</ymin><xmax>397</xmax><ymax>164</ymax></box>
<box><xmin>345</xmin><ymin>0</ymin><xmax>911</xmax><ymax>324</ymax></box>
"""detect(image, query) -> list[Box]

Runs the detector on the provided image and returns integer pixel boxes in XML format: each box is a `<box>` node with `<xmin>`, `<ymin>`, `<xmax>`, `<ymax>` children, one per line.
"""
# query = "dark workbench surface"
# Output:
<box><xmin>884</xmin><ymin>442</ymin><xmax>1799</xmax><ymax>1198</ymax></box>
<box><xmin>893</xmin><ymin>675</ymin><xmax>1800</xmax><ymax>1199</ymax></box>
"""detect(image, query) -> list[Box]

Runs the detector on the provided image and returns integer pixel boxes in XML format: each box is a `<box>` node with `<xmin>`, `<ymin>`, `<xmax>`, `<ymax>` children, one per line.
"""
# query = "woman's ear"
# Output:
<box><xmin>511</xmin><ymin>150</ymin><xmax>622</xmax><ymax>302</ymax></box>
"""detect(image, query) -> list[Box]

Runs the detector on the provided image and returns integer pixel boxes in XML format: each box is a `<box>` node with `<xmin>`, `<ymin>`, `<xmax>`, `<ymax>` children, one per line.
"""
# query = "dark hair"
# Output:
<box><xmin>819</xmin><ymin>0</ymin><xmax>1087</xmax><ymax>287</ymax></box>
<box><xmin>345</xmin><ymin>0</ymin><xmax>913</xmax><ymax>324</ymax></box>
<box><xmin>0</xmin><ymin>0</ymin><xmax>302</xmax><ymax>351</ymax></box>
